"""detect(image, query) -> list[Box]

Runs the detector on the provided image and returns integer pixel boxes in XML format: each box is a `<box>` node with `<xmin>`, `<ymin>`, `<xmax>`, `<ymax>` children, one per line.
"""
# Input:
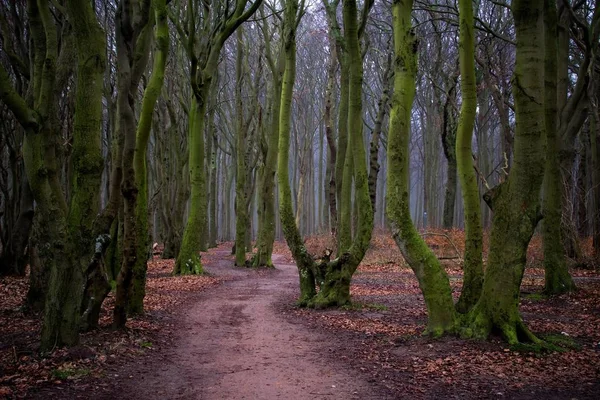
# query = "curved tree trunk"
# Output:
<box><xmin>307</xmin><ymin>0</ymin><xmax>374</xmax><ymax>308</ymax></box>
<box><xmin>278</xmin><ymin>0</ymin><xmax>317</xmax><ymax>305</ymax></box>
<box><xmin>386</xmin><ymin>0</ymin><xmax>457</xmax><ymax>337</ymax></box>
<box><xmin>128</xmin><ymin>0</ymin><xmax>169</xmax><ymax>315</ymax></box>
<box><xmin>465</xmin><ymin>0</ymin><xmax>547</xmax><ymax>345</ymax></box>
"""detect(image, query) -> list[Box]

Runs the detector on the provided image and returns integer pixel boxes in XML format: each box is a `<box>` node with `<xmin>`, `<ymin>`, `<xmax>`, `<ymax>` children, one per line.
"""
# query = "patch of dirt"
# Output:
<box><xmin>28</xmin><ymin>247</ymin><xmax>389</xmax><ymax>399</ymax></box>
<box><xmin>0</xmin><ymin>251</ymin><xmax>220</xmax><ymax>399</ymax></box>
<box><xmin>7</xmin><ymin>232</ymin><xmax>600</xmax><ymax>399</ymax></box>
<box><xmin>284</xmin><ymin>235</ymin><xmax>600</xmax><ymax>400</ymax></box>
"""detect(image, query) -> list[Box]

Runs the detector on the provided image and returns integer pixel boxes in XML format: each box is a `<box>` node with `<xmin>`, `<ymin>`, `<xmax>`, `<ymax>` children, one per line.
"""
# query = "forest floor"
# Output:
<box><xmin>1</xmin><ymin>230</ymin><xmax>600</xmax><ymax>399</ymax></box>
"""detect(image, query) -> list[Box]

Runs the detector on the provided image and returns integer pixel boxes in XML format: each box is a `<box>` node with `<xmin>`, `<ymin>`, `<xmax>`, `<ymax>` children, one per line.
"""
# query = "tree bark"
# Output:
<box><xmin>465</xmin><ymin>0</ymin><xmax>547</xmax><ymax>345</ymax></box>
<box><xmin>542</xmin><ymin>0</ymin><xmax>576</xmax><ymax>295</ymax></box>
<box><xmin>386</xmin><ymin>0</ymin><xmax>457</xmax><ymax>336</ymax></box>
<box><xmin>455</xmin><ymin>0</ymin><xmax>484</xmax><ymax>313</ymax></box>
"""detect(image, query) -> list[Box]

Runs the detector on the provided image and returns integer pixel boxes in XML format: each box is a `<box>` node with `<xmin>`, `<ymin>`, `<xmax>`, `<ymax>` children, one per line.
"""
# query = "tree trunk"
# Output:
<box><xmin>113</xmin><ymin>0</ymin><xmax>153</xmax><ymax>327</ymax></box>
<box><xmin>253</xmin><ymin>82</ymin><xmax>281</xmax><ymax>267</ymax></box>
<box><xmin>368</xmin><ymin>56</ymin><xmax>392</xmax><ymax>216</ymax></box>
<box><xmin>235</xmin><ymin>29</ymin><xmax>249</xmax><ymax>267</ymax></box>
<box><xmin>308</xmin><ymin>0</ymin><xmax>374</xmax><ymax>308</ymax></box>
<box><xmin>0</xmin><ymin>173</ymin><xmax>33</xmax><ymax>276</ymax></box>
<box><xmin>278</xmin><ymin>0</ymin><xmax>317</xmax><ymax>305</ymax></box>
<box><xmin>455</xmin><ymin>0</ymin><xmax>484</xmax><ymax>313</ymax></box>
<box><xmin>465</xmin><ymin>0</ymin><xmax>547</xmax><ymax>345</ymax></box>
<box><xmin>592</xmin><ymin>106</ymin><xmax>600</xmax><ymax>258</ymax></box>
<box><xmin>175</xmin><ymin>96</ymin><xmax>207</xmax><ymax>274</ymax></box>
<box><xmin>542</xmin><ymin>0</ymin><xmax>575</xmax><ymax>295</ymax></box>
<box><xmin>128</xmin><ymin>0</ymin><xmax>168</xmax><ymax>314</ymax></box>
<box><xmin>386</xmin><ymin>0</ymin><xmax>457</xmax><ymax>336</ymax></box>
<box><xmin>441</xmin><ymin>76</ymin><xmax>457</xmax><ymax>230</ymax></box>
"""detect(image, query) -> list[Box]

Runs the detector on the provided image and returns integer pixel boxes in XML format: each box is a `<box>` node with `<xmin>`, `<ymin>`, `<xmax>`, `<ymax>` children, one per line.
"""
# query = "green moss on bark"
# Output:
<box><xmin>129</xmin><ymin>0</ymin><xmax>169</xmax><ymax>313</ymax></box>
<box><xmin>541</xmin><ymin>0</ymin><xmax>576</xmax><ymax>295</ymax></box>
<box><xmin>455</xmin><ymin>0</ymin><xmax>484</xmax><ymax>314</ymax></box>
<box><xmin>386</xmin><ymin>0</ymin><xmax>457</xmax><ymax>336</ymax></box>
<box><xmin>464</xmin><ymin>0</ymin><xmax>547</xmax><ymax>344</ymax></box>
<box><xmin>175</xmin><ymin>97</ymin><xmax>206</xmax><ymax>275</ymax></box>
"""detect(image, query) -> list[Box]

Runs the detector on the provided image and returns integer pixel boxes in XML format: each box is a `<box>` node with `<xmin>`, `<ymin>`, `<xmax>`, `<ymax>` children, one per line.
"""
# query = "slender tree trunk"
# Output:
<box><xmin>542</xmin><ymin>0</ymin><xmax>576</xmax><ymax>295</ymax></box>
<box><xmin>113</xmin><ymin>0</ymin><xmax>153</xmax><ymax>328</ymax></box>
<box><xmin>386</xmin><ymin>0</ymin><xmax>457</xmax><ymax>336</ymax></box>
<box><xmin>128</xmin><ymin>0</ymin><xmax>168</xmax><ymax>314</ymax></box>
<box><xmin>324</xmin><ymin>27</ymin><xmax>337</xmax><ymax>236</ymax></box>
<box><xmin>278</xmin><ymin>0</ymin><xmax>317</xmax><ymax>304</ymax></box>
<box><xmin>0</xmin><ymin>173</ymin><xmax>33</xmax><ymax>276</ymax></box>
<box><xmin>235</xmin><ymin>29</ymin><xmax>249</xmax><ymax>267</ymax></box>
<box><xmin>592</xmin><ymin>112</ymin><xmax>600</xmax><ymax>257</ymax></box>
<box><xmin>455</xmin><ymin>0</ymin><xmax>484</xmax><ymax>313</ymax></box>
<box><xmin>253</xmin><ymin>82</ymin><xmax>281</xmax><ymax>267</ymax></box>
<box><xmin>442</xmin><ymin>76</ymin><xmax>457</xmax><ymax>229</ymax></box>
<box><xmin>368</xmin><ymin>56</ymin><xmax>392</xmax><ymax>215</ymax></box>
<box><xmin>208</xmin><ymin>112</ymin><xmax>218</xmax><ymax>248</ymax></box>
<box><xmin>336</xmin><ymin>64</ymin><xmax>349</xmax><ymax>247</ymax></box>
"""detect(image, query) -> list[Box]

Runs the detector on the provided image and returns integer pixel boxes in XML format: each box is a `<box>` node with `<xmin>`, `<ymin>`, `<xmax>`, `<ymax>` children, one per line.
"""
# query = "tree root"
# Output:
<box><xmin>306</xmin><ymin>290</ymin><xmax>350</xmax><ymax>309</ymax></box>
<box><xmin>248</xmin><ymin>253</ymin><xmax>275</xmax><ymax>269</ymax></box>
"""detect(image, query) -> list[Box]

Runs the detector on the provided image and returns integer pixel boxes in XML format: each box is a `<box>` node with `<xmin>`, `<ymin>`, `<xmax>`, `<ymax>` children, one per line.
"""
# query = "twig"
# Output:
<box><xmin>500</xmin><ymin>152</ymin><xmax>509</xmax><ymax>180</ymax></box>
<box><xmin>472</xmin><ymin>160</ymin><xmax>491</xmax><ymax>191</ymax></box>
<box><xmin>421</xmin><ymin>231</ymin><xmax>463</xmax><ymax>264</ymax></box>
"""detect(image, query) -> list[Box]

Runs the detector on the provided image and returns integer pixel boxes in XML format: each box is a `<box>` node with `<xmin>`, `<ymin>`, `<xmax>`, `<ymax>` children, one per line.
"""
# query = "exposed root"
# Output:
<box><xmin>307</xmin><ymin>290</ymin><xmax>350</xmax><ymax>309</ymax></box>
<box><xmin>249</xmin><ymin>253</ymin><xmax>275</xmax><ymax>269</ymax></box>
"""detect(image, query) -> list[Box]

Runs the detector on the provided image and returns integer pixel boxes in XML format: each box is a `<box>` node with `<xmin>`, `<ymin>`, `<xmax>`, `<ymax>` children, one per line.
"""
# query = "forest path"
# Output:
<box><xmin>107</xmin><ymin>246</ymin><xmax>382</xmax><ymax>400</ymax></box>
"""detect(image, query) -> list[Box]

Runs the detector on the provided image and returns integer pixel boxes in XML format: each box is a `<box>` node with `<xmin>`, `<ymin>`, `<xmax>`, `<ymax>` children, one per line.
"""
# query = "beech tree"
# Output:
<box><xmin>1</xmin><ymin>0</ymin><xmax>599</xmax><ymax>354</ymax></box>
<box><xmin>0</xmin><ymin>0</ymin><xmax>106</xmax><ymax>349</ymax></box>
<box><xmin>172</xmin><ymin>0</ymin><xmax>262</xmax><ymax>275</ymax></box>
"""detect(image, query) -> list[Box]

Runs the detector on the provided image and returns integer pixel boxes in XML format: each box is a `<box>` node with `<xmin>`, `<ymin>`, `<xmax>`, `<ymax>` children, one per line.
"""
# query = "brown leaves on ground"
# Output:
<box><xmin>286</xmin><ymin>230</ymin><xmax>600</xmax><ymax>399</ymax></box>
<box><xmin>0</xmin><ymin>245</ymin><xmax>225</xmax><ymax>399</ymax></box>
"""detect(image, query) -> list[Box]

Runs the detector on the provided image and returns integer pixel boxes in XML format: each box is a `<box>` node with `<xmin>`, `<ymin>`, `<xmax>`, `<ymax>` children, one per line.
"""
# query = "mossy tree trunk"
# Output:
<box><xmin>368</xmin><ymin>54</ymin><xmax>392</xmax><ymax>215</ymax></box>
<box><xmin>542</xmin><ymin>0</ymin><xmax>576</xmax><ymax>295</ymax></box>
<box><xmin>323</xmin><ymin>26</ymin><xmax>338</xmax><ymax>235</ymax></box>
<box><xmin>278</xmin><ymin>0</ymin><xmax>317</xmax><ymax>304</ymax></box>
<box><xmin>0</xmin><ymin>0</ymin><xmax>106</xmax><ymax>348</ymax></box>
<box><xmin>160</xmin><ymin>93</ymin><xmax>189</xmax><ymax>259</ymax></box>
<box><xmin>235</xmin><ymin>28</ymin><xmax>250</xmax><ymax>267</ymax></box>
<box><xmin>127</xmin><ymin>0</ymin><xmax>169</xmax><ymax>315</ymax></box>
<box><xmin>60</xmin><ymin>0</ymin><xmax>107</xmax><ymax>339</ymax></box>
<box><xmin>175</xmin><ymin>95</ymin><xmax>208</xmax><ymax>274</ymax></box>
<box><xmin>174</xmin><ymin>0</ymin><xmax>262</xmax><ymax>274</ymax></box>
<box><xmin>278</xmin><ymin>0</ymin><xmax>373</xmax><ymax>308</ymax></box>
<box><xmin>441</xmin><ymin>74</ymin><xmax>458</xmax><ymax>229</ymax></box>
<box><xmin>25</xmin><ymin>0</ymin><xmax>73</xmax><ymax>346</ymax></box>
<box><xmin>455</xmin><ymin>0</ymin><xmax>484</xmax><ymax>313</ymax></box>
<box><xmin>386</xmin><ymin>0</ymin><xmax>457</xmax><ymax>336</ymax></box>
<box><xmin>113</xmin><ymin>0</ymin><xmax>154</xmax><ymax>328</ymax></box>
<box><xmin>307</xmin><ymin>0</ymin><xmax>374</xmax><ymax>308</ymax></box>
<box><xmin>464</xmin><ymin>0</ymin><xmax>547</xmax><ymax>345</ymax></box>
<box><xmin>253</xmin><ymin>14</ymin><xmax>283</xmax><ymax>267</ymax></box>
<box><xmin>208</xmin><ymin>107</ymin><xmax>218</xmax><ymax>248</ymax></box>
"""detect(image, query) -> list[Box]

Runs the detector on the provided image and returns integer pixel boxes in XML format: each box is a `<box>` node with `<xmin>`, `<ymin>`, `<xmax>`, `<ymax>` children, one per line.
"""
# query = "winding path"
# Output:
<box><xmin>109</xmin><ymin>248</ymin><xmax>382</xmax><ymax>399</ymax></box>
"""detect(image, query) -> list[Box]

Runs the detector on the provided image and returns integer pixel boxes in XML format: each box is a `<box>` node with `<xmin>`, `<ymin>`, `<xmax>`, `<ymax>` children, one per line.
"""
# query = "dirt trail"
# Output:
<box><xmin>104</xmin><ymin>248</ymin><xmax>383</xmax><ymax>400</ymax></box>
